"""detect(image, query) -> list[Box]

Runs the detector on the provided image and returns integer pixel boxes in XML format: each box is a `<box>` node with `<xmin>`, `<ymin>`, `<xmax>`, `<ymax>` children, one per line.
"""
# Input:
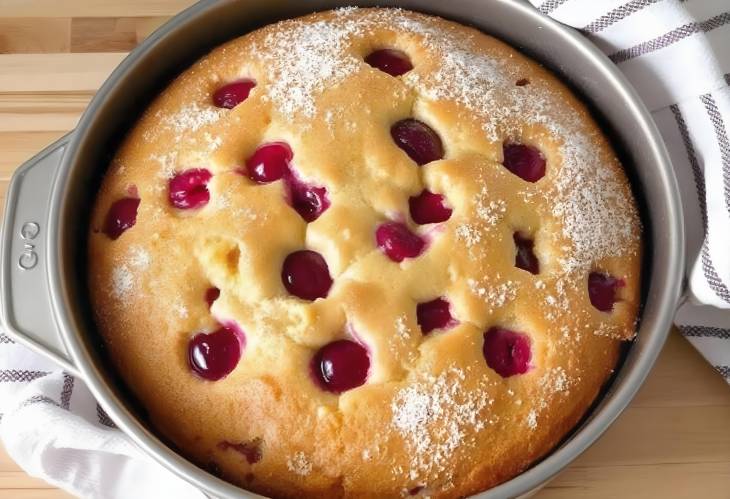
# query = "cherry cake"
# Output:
<box><xmin>88</xmin><ymin>8</ymin><xmax>641</xmax><ymax>499</ymax></box>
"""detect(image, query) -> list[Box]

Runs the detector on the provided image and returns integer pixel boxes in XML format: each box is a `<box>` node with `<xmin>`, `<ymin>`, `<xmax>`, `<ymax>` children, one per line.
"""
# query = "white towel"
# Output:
<box><xmin>0</xmin><ymin>335</ymin><xmax>204</xmax><ymax>498</ymax></box>
<box><xmin>2</xmin><ymin>1</ymin><xmax>729</xmax><ymax>497</ymax></box>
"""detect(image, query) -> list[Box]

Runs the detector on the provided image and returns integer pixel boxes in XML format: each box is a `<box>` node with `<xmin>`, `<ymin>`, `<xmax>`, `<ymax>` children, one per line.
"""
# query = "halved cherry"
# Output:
<box><xmin>245</xmin><ymin>142</ymin><xmax>292</xmax><ymax>183</ymax></box>
<box><xmin>281</xmin><ymin>250</ymin><xmax>332</xmax><ymax>301</ymax></box>
<box><xmin>391</xmin><ymin>119</ymin><xmax>444</xmax><ymax>166</ymax></box>
<box><xmin>514</xmin><ymin>232</ymin><xmax>539</xmax><ymax>275</ymax></box>
<box><xmin>409</xmin><ymin>190</ymin><xmax>452</xmax><ymax>225</ymax></box>
<box><xmin>213</xmin><ymin>79</ymin><xmax>256</xmax><ymax>109</ymax></box>
<box><xmin>188</xmin><ymin>325</ymin><xmax>244</xmax><ymax>381</ymax></box>
<box><xmin>103</xmin><ymin>197</ymin><xmax>140</xmax><ymax>240</ymax></box>
<box><xmin>483</xmin><ymin>327</ymin><xmax>531</xmax><ymax>378</ymax></box>
<box><xmin>417</xmin><ymin>298</ymin><xmax>456</xmax><ymax>334</ymax></box>
<box><xmin>376</xmin><ymin>222</ymin><xmax>425</xmax><ymax>262</ymax></box>
<box><xmin>588</xmin><ymin>272</ymin><xmax>624</xmax><ymax>312</ymax></box>
<box><xmin>365</xmin><ymin>49</ymin><xmax>413</xmax><ymax>76</ymax></box>
<box><xmin>311</xmin><ymin>340</ymin><xmax>370</xmax><ymax>393</ymax></box>
<box><xmin>169</xmin><ymin>168</ymin><xmax>212</xmax><ymax>209</ymax></box>
<box><xmin>286</xmin><ymin>174</ymin><xmax>330</xmax><ymax>222</ymax></box>
<box><xmin>502</xmin><ymin>143</ymin><xmax>546</xmax><ymax>182</ymax></box>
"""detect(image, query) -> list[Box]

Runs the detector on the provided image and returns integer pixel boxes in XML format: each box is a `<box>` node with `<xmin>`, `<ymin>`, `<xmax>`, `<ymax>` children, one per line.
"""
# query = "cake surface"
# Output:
<box><xmin>88</xmin><ymin>7</ymin><xmax>641</xmax><ymax>498</ymax></box>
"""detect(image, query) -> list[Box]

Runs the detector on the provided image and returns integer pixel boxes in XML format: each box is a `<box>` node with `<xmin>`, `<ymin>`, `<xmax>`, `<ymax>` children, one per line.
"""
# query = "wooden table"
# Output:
<box><xmin>1</xmin><ymin>1</ymin><xmax>729</xmax><ymax>497</ymax></box>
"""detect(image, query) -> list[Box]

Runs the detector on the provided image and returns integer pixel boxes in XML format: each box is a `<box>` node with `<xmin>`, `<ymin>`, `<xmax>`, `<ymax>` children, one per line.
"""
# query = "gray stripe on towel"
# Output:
<box><xmin>671</xmin><ymin>103</ymin><xmax>730</xmax><ymax>304</ymax></box>
<box><xmin>583</xmin><ymin>0</ymin><xmax>661</xmax><ymax>33</ymax></box>
<box><xmin>679</xmin><ymin>325</ymin><xmax>730</xmax><ymax>340</ymax></box>
<box><xmin>610</xmin><ymin>12</ymin><xmax>730</xmax><ymax>63</ymax></box>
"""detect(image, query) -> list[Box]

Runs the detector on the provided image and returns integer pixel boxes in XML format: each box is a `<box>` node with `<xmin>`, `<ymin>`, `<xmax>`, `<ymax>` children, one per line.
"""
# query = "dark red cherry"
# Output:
<box><xmin>417</xmin><ymin>298</ymin><xmax>455</xmax><ymax>334</ymax></box>
<box><xmin>281</xmin><ymin>250</ymin><xmax>332</xmax><ymax>301</ymax></box>
<box><xmin>205</xmin><ymin>287</ymin><xmax>220</xmax><ymax>308</ymax></box>
<box><xmin>364</xmin><ymin>49</ymin><xmax>413</xmax><ymax>76</ymax></box>
<box><xmin>514</xmin><ymin>232</ymin><xmax>539</xmax><ymax>275</ymax></box>
<box><xmin>286</xmin><ymin>174</ymin><xmax>330</xmax><ymax>222</ymax></box>
<box><xmin>482</xmin><ymin>327</ymin><xmax>531</xmax><ymax>378</ymax></box>
<box><xmin>212</xmin><ymin>79</ymin><xmax>256</xmax><ymax>109</ymax></box>
<box><xmin>103</xmin><ymin>197</ymin><xmax>140</xmax><ymax>240</ymax></box>
<box><xmin>169</xmin><ymin>168</ymin><xmax>212</xmax><ymax>209</ymax></box>
<box><xmin>409</xmin><ymin>190</ymin><xmax>452</xmax><ymax>224</ymax></box>
<box><xmin>588</xmin><ymin>272</ymin><xmax>624</xmax><ymax>312</ymax></box>
<box><xmin>311</xmin><ymin>340</ymin><xmax>370</xmax><ymax>393</ymax></box>
<box><xmin>188</xmin><ymin>325</ymin><xmax>244</xmax><ymax>381</ymax></box>
<box><xmin>391</xmin><ymin>119</ymin><xmax>444</xmax><ymax>166</ymax></box>
<box><xmin>376</xmin><ymin>222</ymin><xmax>425</xmax><ymax>262</ymax></box>
<box><xmin>245</xmin><ymin>142</ymin><xmax>292</xmax><ymax>183</ymax></box>
<box><xmin>502</xmin><ymin>143</ymin><xmax>546</xmax><ymax>182</ymax></box>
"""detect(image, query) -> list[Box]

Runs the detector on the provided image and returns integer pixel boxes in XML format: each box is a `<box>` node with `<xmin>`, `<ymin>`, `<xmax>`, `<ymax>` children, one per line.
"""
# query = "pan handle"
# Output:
<box><xmin>0</xmin><ymin>133</ymin><xmax>78</xmax><ymax>374</ymax></box>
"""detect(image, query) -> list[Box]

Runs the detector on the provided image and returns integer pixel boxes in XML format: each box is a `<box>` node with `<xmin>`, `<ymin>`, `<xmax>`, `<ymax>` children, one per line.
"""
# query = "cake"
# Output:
<box><xmin>88</xmin><ymin>7</ymin><xmax>641</xmax><ymax>498</ymax></box>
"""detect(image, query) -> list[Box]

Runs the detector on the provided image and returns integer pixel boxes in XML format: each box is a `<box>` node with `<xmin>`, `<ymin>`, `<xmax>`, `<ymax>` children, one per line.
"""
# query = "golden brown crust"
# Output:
<box><xmin>88</xmin><ymin>7</ymin><xmax>641</xmax><ymax>498</ymax></box>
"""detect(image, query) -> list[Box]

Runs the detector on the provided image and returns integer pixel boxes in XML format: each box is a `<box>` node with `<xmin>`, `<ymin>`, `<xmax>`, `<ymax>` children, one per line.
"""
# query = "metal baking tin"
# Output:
<box><xmin>0</xmin><ymin>1</ymin><xmax>684</xmax><ymax>497</ymax></box>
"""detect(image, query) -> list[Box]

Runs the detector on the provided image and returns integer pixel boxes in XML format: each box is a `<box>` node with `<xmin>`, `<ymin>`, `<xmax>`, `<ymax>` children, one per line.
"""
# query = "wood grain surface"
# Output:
<box><xmin>1</xmin><ymin>2</ymin><xmax>729</xmax><ymax>498</ymax></box>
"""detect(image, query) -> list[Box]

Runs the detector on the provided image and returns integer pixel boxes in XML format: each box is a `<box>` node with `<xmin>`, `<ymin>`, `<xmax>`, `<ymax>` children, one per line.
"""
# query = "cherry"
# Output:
<box><xmin>417</xmin><ymin>298</ymin><xmax>455</xmax><ymax>334</ymax></box>
<box><xmin>482</xmin><ymin>327</ymin><xmax>531</xmax><ymax>378</ymax></box>
<box><xmin>188</xmin><ymin>325</ymin><xmax>244</xmax><ymax>381</ymax></box>
<box><xmin>514</xmin><ymin>232</ymin><xmax>539</xmax><ymax>275</ymax></box>
<box><xmin>169</xmin><ymin>168</ymin><xmax>212</xmax><ymax>209</ymax></box>
<box><xmin>391</xmin><ymin>119</ymin><xmax>444</xmax><ymax>166</ymax></box>
<box><xmin>588</xmin><ymin>272</ymin><xmax>624</xmax><ymax>312</ymax></box>
<box><xmin>205</xmin><ymin>287</ymin><xmax>220</xmax><ymax>308</ymax></box>
<box><xmin>281</xmin><ymin>250</ymin><xmax>332</xmax><ymax>301</ymax></box>
<box><xmin>364</xmin><ymin>49</ymin><xmax>413</xmax><ymax>76</ymax></box>
<box><xmin>376</xmin><ymin>222</ymin><xmax>425</xmax><ymax>262</ymax></box>
<box><xmin>409</xmin><ymin>190</ymin><xmax>452</xmax><ymax>224</ymax></box>
<box><xmin>242</xmin><ymin>142</ymin><xmax>329</xmax><ymax>221</ymax></box>
<box><xmin>311</xmin><ymin>340</ymin><xmax>369</xmax><ymax>393</ymax></box>
<box><xmin>245</xmin><ymin>143</ymin><xmax>292</xmax><ymax>183</ymax></box>
<box><xmin>212</xmin><ymin>79</ymin><xmax>256</xmax><ymax>109</ymax></box>
<box><xmin>502</xmin><ymin>143</ymin><xmax>546</xmax><ymax>182</ymax></box>
<box><xmin>286</xmin><ymin>174</ymin><xmax>330</xmax><ymax>222</ymax></box>
<box><xmin>103</xmin><ymin>197</ymin><xmax>140</xmax><ymax>240</ymax></box>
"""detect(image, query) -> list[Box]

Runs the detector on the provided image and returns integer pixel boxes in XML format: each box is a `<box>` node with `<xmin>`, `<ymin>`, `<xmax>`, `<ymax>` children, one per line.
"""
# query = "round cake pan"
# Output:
<box><xmin>0</xmin><ymin>0</ymin><xmax>684</xmax><ymax>497</ymax></box>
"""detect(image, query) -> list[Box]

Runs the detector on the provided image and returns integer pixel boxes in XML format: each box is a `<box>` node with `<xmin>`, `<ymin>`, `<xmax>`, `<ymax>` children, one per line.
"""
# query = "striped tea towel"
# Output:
<box><xmin>0</xmin><ymin>334</ymin><xmax>204</xmax><ymax>498</ymax></box>
<box><xmin>1</xmin><ymin>1</ymin><xmax>729</xmax><ymax>498</ymax></box>
<box><xmin>528</xmin><ymin>0</ymin><xmax>730</xmax><ymax>382</ymax></box>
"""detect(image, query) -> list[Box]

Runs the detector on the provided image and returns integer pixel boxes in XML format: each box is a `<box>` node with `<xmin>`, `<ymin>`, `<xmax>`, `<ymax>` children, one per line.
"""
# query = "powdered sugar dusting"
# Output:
<box><xmin>159</xmin><ymin>103</ymin><xmax>224</xmax><ymax>136</ymax></box>
<box><xmin>539</xmin><ymin>366</ymin><xmax>571</xmax><ymax>399</ymax></box>
<box><xmin>252</xmin><ymin>16</ymin><xmax>364</xmax><ymax>119</ymax></box>
<box><xmin>391</xmin><ymin>367</ymin><xmax>492</xmax><ymax>484</ymax></box>
<box><xmin>526</xmin><ymin>409</ymin><xmax>538</xmax><ymax>430</ymax></box>
<box><xmin>240</xmin><ymin>7</ymin><xmax>636</xmax><ymax>270</ymax></box>
<box><xmin>287</xmin><ymin>451</ymin><xmax>312</xmax><ymax>476</ymax></box>
<box><xmin>395</xmin><ymin>315</ymin><xmax>412</xmax><ymax>340</ymax></box>
<box><xmin>276</xmin><ymin>8</ymin><xmax>636</xmax><ymax>273</ymax></box>
<box><xmin>111</xmin><ymin>265</ymin><xmax>133</xmax><ymax>301</ymax></box>
<box><xmin>467</xmin><ymin>278</ymin><xmax>516</xmax><ymax>312</ymax></box>
<box><xmin>150</xmin><ymin>151</ymin><xmax>178</xmax><ymax>180</ymax></box>
<box><xmin>475</xmin><ymin>196</ymin><xmax>507</xmax><ymax>227</ymax></box>
<box><xmin>455</xmin><ymin>224</ymin><xmax>481</xmax><ymax>248</ymax></box>
<box><xmin>128</xmin><ymin>246</ymin><xmax>151</xmax><ymax>270</ymax></box>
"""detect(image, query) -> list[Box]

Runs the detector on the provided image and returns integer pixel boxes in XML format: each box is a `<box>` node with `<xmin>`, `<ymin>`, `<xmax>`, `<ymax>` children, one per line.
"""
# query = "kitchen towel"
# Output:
<box><xmin>0</xmin><ymin>334</ymin><xmax>204</xmax><ymax>499</ymax></box>
<box><xmin>1</xmin><ymin>1</ymin><xmax>729</xmax><ymax>498</ymax></box>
